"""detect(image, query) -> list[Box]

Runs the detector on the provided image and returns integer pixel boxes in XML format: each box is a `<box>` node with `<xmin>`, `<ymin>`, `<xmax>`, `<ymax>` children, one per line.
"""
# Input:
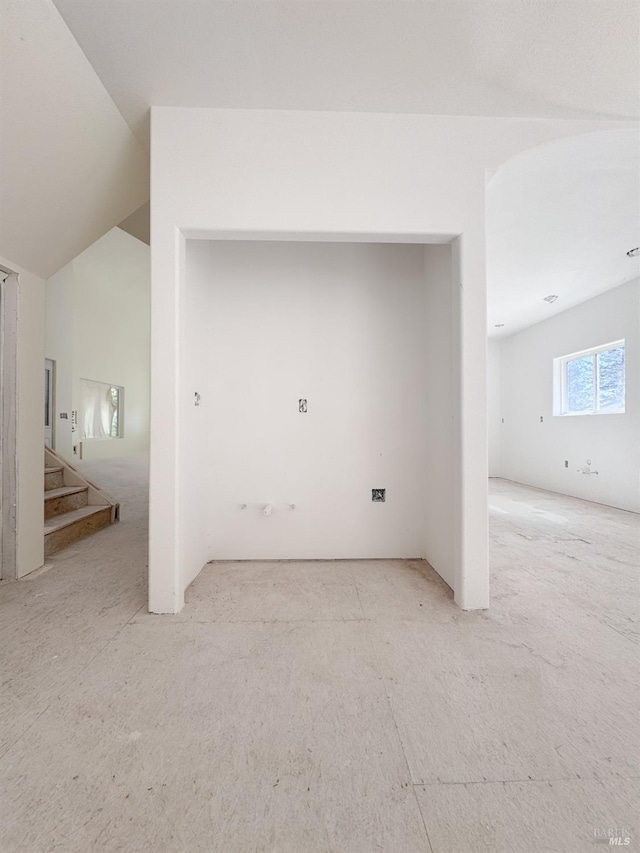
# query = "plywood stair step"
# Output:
<box><xmin>44</xmin><ymin>505</ymin><xmax>113</xmax><ymax>557</ymax></box>
<box><xmin>45</xmin><ymin>504</ymin><xmax>111</xmax><ymax>534</ymax></box>
<box><xmin>43</xmin><ymin>445</ymin><xmax>119</xmax><ymax>557</ymax></box>
<box><xmin>44</xmin><ymin>465</ymin><xmax>64</xmax><ymax>491</ymax></box>
<box><xmin>44</xmin><ymin>485</ymin><xmax>88</xmax><ymax>519</ymax></box>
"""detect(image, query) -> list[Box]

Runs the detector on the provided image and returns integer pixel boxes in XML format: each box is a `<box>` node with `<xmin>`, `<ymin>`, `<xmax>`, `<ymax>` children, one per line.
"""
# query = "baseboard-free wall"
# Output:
<box><xmin>423</xmin><ymin>244</ymin><xmax>457</xmax><ymax>588</ymax></box>
<box><xmin>181</xmin><ymin>240</ymin><xmax>458</xmax><ymax>589</ymax></box>
<box><xmin>149</xmin><ymin>107</ymin><xmax>624</xmax><ymax>613</ymax></box>
<box><xmin>46</xmin><ymin>227</ymin><xmax>150</xmax><ymax>464</ymax></box>
<box><xmin>151</xmin><ymin>108</ymin><xmax>619</xmax><ymax>612</ymax></box>
<box><xmin>498</xmin><ymin>279</ymin><xmax>640</xmax><ymax>512</ymax></box>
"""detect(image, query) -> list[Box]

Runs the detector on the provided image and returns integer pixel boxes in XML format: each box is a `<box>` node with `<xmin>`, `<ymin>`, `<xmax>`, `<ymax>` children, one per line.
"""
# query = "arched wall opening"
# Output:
<box><xmin>486</xmin><ymin>128</ymin><xmax>640</xmax><ymax>510</ymax></box>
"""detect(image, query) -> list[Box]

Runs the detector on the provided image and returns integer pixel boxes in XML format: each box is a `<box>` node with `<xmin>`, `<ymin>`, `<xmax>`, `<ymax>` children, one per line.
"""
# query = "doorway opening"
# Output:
<box><xmin>0</xmin><ymin>268</ymin><xmax>19</xmax><ymax>581</ymax></box>
<box><xmin>44</xmin><ymin>358</ymin><xmax>55</xmax><ymax>448</ymax></box>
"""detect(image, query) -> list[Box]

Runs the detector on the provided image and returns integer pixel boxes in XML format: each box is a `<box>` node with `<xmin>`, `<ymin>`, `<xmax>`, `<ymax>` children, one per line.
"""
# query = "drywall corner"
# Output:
<box><xmin>488</xmin><ymin>337</ymin><xmax>502</xmax><ymax>477</ymax></box>
<box><xmin>0</xmin><ymin>256</ymin><xmax>46</xmax><ymax>578</ymax></box>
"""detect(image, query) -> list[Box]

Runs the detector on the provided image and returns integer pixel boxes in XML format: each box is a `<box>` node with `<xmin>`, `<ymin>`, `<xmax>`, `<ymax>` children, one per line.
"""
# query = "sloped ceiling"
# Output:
<box><xmin>46</xmin><ymin>0</ymin><xmax>640</xmax><ymax>336</ymax></box>
<box><xmin>0</xmin><ymin>0</ymin><xmax>149</xmax><ymax>279</ymax></box>
<box><xmin>53</xmin><ymin>0</ymin><xmax>639</xmax><ymax>150</ymax></box>
<box><xmin>118</xmin><ymin>202</ymin><xmax>150</xmax><ymax>247</ymax></box>
<box><xmin>4</xmin><ymin>0</ymin><xmax>637</xmax><ymax>336</ymax></box>
<box><xmin>487</xmin><ymin>129</ymin><xmax>640</xmax><ymax>337</ymax></box>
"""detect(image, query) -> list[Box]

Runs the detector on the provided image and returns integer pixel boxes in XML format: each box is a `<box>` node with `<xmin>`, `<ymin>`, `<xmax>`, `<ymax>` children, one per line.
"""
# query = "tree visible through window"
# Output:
<box><xmin>597</xmin><ymin>346</ymin><xmax>625</xmax><ymax>410</ymax></box>
<box><xmin>558</xmin><ymin>342</ymin><xmax>625</xmax><ymax>415</ymax></box>
<box><xmin>80</xmin><ymin>379</ymin><xmax>124</xmax><ymax>439</ymax></box>
<box><xmin>110</xmin><ymin>386</ymin><xmax>120</xmax><ymax>437</ymax></box>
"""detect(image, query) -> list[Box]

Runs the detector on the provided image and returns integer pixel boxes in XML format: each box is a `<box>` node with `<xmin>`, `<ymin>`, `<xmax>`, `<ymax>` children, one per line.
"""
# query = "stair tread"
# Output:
<box><xmin>44</xmin><ymin>485</ymin><xmax>88</xmax><ymax>500</ymax></box>
<box><xmin>44</xmin><ymin>504</ymin><xmax>110</xmax><ymax>534</ymax></box>
<box><xmin>45</xmin><ymin>465</ymin><xmax>63</xmax><ymax>474</ymax></box>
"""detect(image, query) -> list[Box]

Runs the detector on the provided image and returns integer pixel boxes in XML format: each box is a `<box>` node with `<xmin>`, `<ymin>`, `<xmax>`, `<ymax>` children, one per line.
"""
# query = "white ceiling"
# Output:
<box><xmin>0</xmin><ymin>0</ymin><xmax>149</xmax><ymax>279</ymax></box>
<box><xmin>487</xmin><ymin>129</ymin><xmax>640</xmax><ymax>337</ymax></box>
<box><xmin>52</xmin><ymin>0</ymin><xmax>640</xmax><ymax>150</ymax></box>
<box><xmin>4</xmin><ymin>0</ymin><xmax>638</xmax><ymax>334</ymax></box>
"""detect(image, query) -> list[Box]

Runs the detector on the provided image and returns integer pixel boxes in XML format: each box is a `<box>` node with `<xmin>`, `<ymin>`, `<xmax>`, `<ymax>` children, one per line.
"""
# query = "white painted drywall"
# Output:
<box><xmin>487</xmin><ymin>129</ymin><xmax>640</xmax><ymax>336</ymax></box>
<box><xmin>54</xmin><ymin>0</ymin><xmax>640</xmax><ymax>138</ymax></box>
<box><xmin>1</xmin><ymin>0</ymin><xmax>149</xmax><ymax>279</ymax></box>
<box><xmin>0</xmin><ymin>255</ymin><xmax>46</xmax><ymax>578</ymax></box>
<box><xmin>181</xmin><ymin>240</ymin><xmax>440</xmax><ymax>587</ymax></box>
<box><xmin>45</xmin><ymin>265</ymin><xmax>73</xmax><ymax>457</ymax></box>
<box><xmin>45</xmin><ymin>227</ymin><xmax>150</xmax><ymax>464</ymax></box>
<box><xmin>500</xmin><ymin>280</ymin><xmax>640</xmax><ymax>512</ymax></box>
<box><xmin>487</xmin><ymin>338</ymin><xmax>502</xmax><ymax>478</ymax></box>
<box><xmin>149</xmin><ymin>107</ymin><xmax>626</xmax><ymax>613</ymax></box>
<box><xmin>423</xmin><ymin>244</ymin><xmax>457</xmax><ymax>588</ymax></box>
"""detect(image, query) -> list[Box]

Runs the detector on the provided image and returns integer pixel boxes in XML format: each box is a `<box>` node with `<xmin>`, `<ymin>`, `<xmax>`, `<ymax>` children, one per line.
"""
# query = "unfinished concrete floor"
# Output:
<box><xmin>0</xmin><ymin>459</ymin><xmax>637</xmax><ymax>852</ymax></box>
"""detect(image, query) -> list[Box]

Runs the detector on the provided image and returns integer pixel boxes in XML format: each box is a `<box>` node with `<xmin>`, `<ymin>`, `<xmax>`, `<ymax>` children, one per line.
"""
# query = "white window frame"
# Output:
<box><xmin>554</xmin><ymin>340</ymin><xmax>625</xmax><ymax>417</ymax></box>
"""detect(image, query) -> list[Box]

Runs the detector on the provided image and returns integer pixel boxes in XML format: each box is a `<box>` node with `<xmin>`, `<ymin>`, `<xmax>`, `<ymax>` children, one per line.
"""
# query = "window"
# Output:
<box><xmin>555</xmin><ymin>341</ymin><xmax>625</xmax><ymax>416</ymax></box>
<box><xmin>80</xmin><ymin>379</ymin><xmax>124</xmax><ymax>439</ymax></box>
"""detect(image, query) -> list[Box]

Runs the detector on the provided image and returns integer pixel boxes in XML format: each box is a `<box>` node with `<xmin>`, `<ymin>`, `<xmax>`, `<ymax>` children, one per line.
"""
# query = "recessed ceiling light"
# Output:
<box><xmin>543</xmin><ymin>295</ymin><xmax>558</xmax><ymax>303</ymax></box>
<box><xmin>627</xmin><ymin>247</ymin><xmax>640</xmax><ymax>258</ymax></box>
<box><xmin>494</xmin><ymin>323</ymin><xmax>504</xmax><ymax>328</ymax></box>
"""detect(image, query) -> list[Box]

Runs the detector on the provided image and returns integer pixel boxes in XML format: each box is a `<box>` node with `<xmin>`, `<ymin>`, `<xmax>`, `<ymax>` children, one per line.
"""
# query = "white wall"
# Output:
<box><xmin>150</xmin><ymin>107</ymin><xmax>625</xmax><ymax>613</ymax></box>
<box><xmin>45</xmin><ymin>264</ymin><xmax>73</xmax><ymax>457</ymax></box>
<box><xmin>499</xmin><ymin>280</ymin><xmax>640</xmax><ymax>512</ymax></box>
<box><xmin>181</xmin><ymin>240</ymin><xmax>450</xmax><ymax>589</ymax></box>
<box><xmin>423</xmin><ymin>244</ymin><xmax>457</xmax><ymax>588</ymax></box>
<box><xmin>487</xmin><ymin>337</ymin><xmax>502</xmax><ymax>477</ymax></box>
<box><xmin>45</xmin><ymin>227</ymin><xmax>150</xmax><ymax>464</ymax></box>
<box><xmin>0</xmin><ymin>255</ymin><xmax>45</xmax><ymax>578</ymax></box>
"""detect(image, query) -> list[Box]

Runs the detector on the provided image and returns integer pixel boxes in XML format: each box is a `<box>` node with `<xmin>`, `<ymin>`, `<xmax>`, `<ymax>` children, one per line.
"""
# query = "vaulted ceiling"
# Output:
<box><xmin>2</xmin><ymin>0</ymin><xmax>638</xmax><ymax>329</ymax></box>
<box><xmin>53</xmin><ymin>0</ymin><xmax>639</xmax><ymax>150</ymax></box>
<box><xmin>487</xmin><ymin>129</ymin><xmax>640</xmax><ymax>336</ymax></box>
<box><xmin>0</xmin><ymin>0</ymin><xmax>149</xmax><ymax>279</ymax></box>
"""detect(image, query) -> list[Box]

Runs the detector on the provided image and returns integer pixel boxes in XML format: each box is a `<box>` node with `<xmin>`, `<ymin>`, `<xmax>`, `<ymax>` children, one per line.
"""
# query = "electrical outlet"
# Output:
<box><xmin>372</xmin><ymin>489</ymin><xmax>386</xmax><ymax>503</ymax></box>
<box><xmin>299</xmin><ymin>399</ymin><xmax>307</xmax><ymax>413</ymax></box>
<box><xmin>565</xmin><ymin>460</ymin><xmax>569</xmax><ymax>468</ymax></box>
<box><xmin>540</xmin><ymin>416</ymin><xmax>544</xmax><ymax>422</ymax></box>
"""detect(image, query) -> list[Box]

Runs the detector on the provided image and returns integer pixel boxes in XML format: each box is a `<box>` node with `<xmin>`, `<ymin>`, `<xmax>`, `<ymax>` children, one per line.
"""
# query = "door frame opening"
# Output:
<box><xmin>0</xmin><ymin>267</ymin><xmax>19</xmax><ymax>582</ymax></box>
<box><xmin>44</xmin><ymin>358</ymin><xmax>55</xmax><ymax>448</ymax></box>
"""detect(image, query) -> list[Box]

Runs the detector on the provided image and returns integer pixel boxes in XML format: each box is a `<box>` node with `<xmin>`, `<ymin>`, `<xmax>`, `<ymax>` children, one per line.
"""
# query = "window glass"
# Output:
<box><xmin>566</xmin><ymin>355</ymin><xmax>594</xmax><ymax>413</ymax></box>
<box><xmin>556</xmin><ymin>340</ymin><xmax>625</xmax><ymax>416</ymax></box>
<box><xmin>110</xmin><ymin>387</ymin><xmax>120</xmax><ymax>437</ymax></box>
<box><xmin>81</xmin><ymin>379</ymin><xmax>123</xmax><ymax>439</ymax></box>
<box><xmin>597</xmin><ymin>346</ymin><xmax>625</xmax><ymax>411</ymax></box>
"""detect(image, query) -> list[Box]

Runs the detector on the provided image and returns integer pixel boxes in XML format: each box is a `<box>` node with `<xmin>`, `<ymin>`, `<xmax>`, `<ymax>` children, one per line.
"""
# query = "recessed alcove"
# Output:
<box><xmin>177</xmin><ymin>239</ymin><xmax>459</xmax><ymax>594</ymax></box>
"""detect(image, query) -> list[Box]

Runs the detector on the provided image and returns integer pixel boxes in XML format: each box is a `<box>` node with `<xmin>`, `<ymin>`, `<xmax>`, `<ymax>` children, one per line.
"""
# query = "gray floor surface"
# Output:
<box><xmin>1</xmin><ymin>456</ymin><xmax>638</xmax><ymax>852</ymax></box>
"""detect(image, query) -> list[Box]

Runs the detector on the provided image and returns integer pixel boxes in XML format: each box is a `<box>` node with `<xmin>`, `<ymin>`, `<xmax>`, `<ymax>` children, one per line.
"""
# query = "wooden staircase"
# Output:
<box><xmin>44</xmin><ymin>447</ymin><xmax>119</xmax><ymax>557</ymax></box>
